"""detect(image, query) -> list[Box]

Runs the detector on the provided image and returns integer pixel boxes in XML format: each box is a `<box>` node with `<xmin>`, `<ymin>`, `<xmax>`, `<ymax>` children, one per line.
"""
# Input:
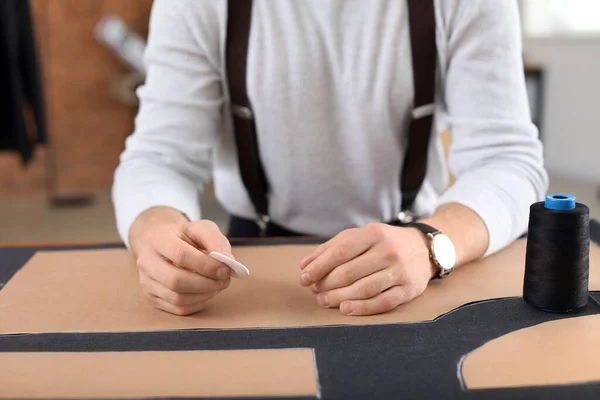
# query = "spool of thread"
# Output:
<box><xmin>523</xmin><ymin>193</ymin><xmax>590</xmax><ymax>312</ymax></box>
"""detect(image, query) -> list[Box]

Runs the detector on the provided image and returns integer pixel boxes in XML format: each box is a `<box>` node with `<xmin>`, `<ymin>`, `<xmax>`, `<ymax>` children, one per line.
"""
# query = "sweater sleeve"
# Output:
<box><xmin>435</xmin><ymin>0</ymin><xmax>549</xmax><ymax>256</ymax></box>
<box><xmin>111</xmin><ymin>0</ymin><xmax>223</xmax><ymax>246</ymax></box>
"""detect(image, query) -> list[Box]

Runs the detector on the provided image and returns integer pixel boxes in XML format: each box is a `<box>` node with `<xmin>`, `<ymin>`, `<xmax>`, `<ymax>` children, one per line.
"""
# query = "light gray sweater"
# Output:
<box><xmin>112</xmin><ymin>0</ymin><xmax>548</xmax><ymax>255</ymax></box>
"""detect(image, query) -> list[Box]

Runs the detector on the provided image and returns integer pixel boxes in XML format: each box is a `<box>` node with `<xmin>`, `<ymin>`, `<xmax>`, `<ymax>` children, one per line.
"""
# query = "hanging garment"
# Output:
<box><xmin>0</xmin><ymin>0</ymin><xmax>46</xmax><ymax>164</ymax></box>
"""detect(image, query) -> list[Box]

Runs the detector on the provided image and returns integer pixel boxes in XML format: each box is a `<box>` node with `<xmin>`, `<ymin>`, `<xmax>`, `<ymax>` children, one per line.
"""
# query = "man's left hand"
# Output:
<box><xmin>299</xmin><ymin>223</ymin><xmax>436</xmax><ymax>316</ymax></box>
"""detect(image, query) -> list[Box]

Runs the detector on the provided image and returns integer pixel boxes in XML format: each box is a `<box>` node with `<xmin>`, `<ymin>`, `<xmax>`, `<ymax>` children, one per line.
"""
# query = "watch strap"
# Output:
<box><xmin>406</xmin><ymin>222</ymin><xmax>440</xmax><ymax>236</ymax></box>
<box><xmin>406</xmin><ymin>222</ymin><xmax>449</xmax><ymax>280</ymax></box>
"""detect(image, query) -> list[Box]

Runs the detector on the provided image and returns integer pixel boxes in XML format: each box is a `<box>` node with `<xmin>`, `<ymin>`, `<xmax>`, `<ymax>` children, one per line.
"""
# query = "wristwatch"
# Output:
<box><xmin>407</xmin><ymin>222</ymin><xmax>457</xmax><ymax>279</ymax></box>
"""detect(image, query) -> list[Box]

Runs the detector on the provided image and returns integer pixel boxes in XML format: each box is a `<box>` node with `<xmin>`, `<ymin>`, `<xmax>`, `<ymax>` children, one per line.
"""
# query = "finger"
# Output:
<box><xmin>316</xmin><ymin>269</ymin><xmax>396</xmax><ymax>308</ymax></box>
<box><xmin>300</xmin><ymin>229</ymin><xmax>375</xmax><ymax>286</ymax></box>
<box><xmin>299</xmin><ymin>253</ymin><xmax>318</xmax><ymax>271</ymax></box>
<box><xmin>299</xmin><ymin>229</ymin><xmax>356</xmax><ymax>270</ymax></box>
<box><xmin>183</xmin><ymin>220</ymin><xmax>233</xmax><ymax>256</ymax></box>
<box><xmin>138</xmin><ymin>252</ymin><xmax>228</xmax><ymax>294</ymax></box>
<box><xmin>140</xmin><ymin>272</ymin><xmax>220</xmax><ymax>307</ymax></box>
<box><xmin>149</xmin><ymin>295</ymin><xmax>208</xmax><ymax>316</ymax></box>
<box><xmin>339</xmin><ymin>285</ymin><xmax>418</xmax><ymax>316</ymax></box>
<box><xmin>312</xmin><ymin>251</ymin><xmax>388</xmax><ymax>293</ymax></box>
<box><xmin>151</xmin><ymin>232</ymin><xmax>230</xmax><ymax>280</ymax></box>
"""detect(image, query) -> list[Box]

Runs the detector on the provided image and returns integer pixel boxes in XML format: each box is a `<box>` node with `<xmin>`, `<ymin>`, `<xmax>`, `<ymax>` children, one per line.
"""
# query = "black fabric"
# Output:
<box><xmin>227</xmin><ymin>215</ymin><xmax>308</xmax><ymax>238</ymax></box>
<box><xmin>1</xmin><ymin>294</ymin><xmax>600</xmax><ymax>399</ymax></box>
<box><xmin>0</xmin><ymin>0</ymin><xmax>46</xmax><ymax>164</ymax></box>
<box><xmin>2</xmin><ymin>243</ymin><xmax>600</xmax><ymax>398</ymax></box>
<box><xmin>592</xmin><ymin>219</ymin><xmax>600</xmax><ymax>246</ymax></box>
<box><xmin>227</xmin><ymin>215</ymin><xmax>438</xmax><ymax>239</ymax></box>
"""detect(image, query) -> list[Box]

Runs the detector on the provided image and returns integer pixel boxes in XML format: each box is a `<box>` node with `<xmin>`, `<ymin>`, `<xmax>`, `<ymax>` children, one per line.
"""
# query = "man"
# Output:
<box><xmin>112</xmin><ymin>0</ymin><xmax>548</xmax><ymax>317</ymax></box>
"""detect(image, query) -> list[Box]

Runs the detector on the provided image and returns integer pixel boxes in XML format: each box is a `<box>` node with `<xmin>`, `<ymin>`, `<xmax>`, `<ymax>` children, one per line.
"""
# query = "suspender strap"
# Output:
<box><xmin>401</xmin><ymin>0</ymin><xmax>437</xmax><ymax>211</ymax></box>
<box><xmin>225</xmin><ymin>0</ymin><xmax>270</xmax><ymax>229</ymax></box>
<box><xmin>225</xmin><ymin>0</ymin><xmax>437</xmax><ymax>229</ymax></box>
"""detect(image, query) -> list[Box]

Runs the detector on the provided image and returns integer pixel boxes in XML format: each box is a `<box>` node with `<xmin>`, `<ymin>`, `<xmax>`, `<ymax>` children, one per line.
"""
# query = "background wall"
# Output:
<box><xmin>0</xmin><ymin>0</ymin><xmax>598</xmax><ymax>244</ymax></box>
<box><xmin>0</xmin><ymin>0</ymin><xmax>153</xmax><ymax>199</ymax></box>
<box><xmin>523</xmin><ymin>39</ymin><xmax>600</xmax><ymax>184</ymax></box>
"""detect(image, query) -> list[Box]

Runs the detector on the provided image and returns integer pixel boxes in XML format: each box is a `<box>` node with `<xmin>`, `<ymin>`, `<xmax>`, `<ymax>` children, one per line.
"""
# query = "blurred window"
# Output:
<box><xmin>522</xmin><ymin>0</ymin><xmax>600</xmax><ymax>37</ymax></box>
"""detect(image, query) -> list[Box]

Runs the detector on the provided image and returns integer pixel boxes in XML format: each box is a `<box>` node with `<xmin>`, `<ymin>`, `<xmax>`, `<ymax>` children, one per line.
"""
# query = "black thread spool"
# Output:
<box><xmin>523</xmin><ymin>193</ymin><xmax>590</xmax><ymax>312</ymax></box>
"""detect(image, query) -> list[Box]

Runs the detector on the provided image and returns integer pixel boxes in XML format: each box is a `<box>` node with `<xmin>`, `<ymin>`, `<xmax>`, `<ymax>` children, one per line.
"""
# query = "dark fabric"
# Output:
<box><xmin>227</xmin><ymin>215</ymin><xmax>309</xmax><ymax>238</ymax></box>
<box><xmin>226</xmin><ymin>214</ymin><xmax>430</xmax><ymax>239</ymax></box>
<box><xmin>0</xmin><ymin>0</ymin><xmax>46</xmax><ymax>164</ymax></box>
<box><xmin>228</xmin><ymin>217</ymin><xmax>600</xmax><ymax>245</ymax></box>
<box><xmin>1</xmin><ymin>294</ymin><xmax>600</xmax><ymax>399</ymax></box>
<box><xmin>2</xmin><ymin>244</ymin><xmax>600</xmax><ymax>398</ymax></box>
<box><xmin>592</xmin><ymin>219</ymin><xmax>600</xmax><ymax>246</ymax></box>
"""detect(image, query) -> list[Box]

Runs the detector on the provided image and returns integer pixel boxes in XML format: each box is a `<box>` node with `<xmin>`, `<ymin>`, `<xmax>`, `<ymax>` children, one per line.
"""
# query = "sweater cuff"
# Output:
<box><xmin>435</xmin><ymin>179</ymin><xmax>521</xmax><ymax>257</ymax></box>
<box><xmin>112</xmin><ymin>171</ymin><xmax>202</xmax><ymax>248</ymax></box>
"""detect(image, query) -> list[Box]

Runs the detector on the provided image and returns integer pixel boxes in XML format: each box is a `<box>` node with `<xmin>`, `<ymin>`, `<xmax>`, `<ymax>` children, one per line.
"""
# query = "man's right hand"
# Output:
<box><xmin>129</xmin><ymin>207</ymin><xmax>233</xmax><ymax>316</ymax></box>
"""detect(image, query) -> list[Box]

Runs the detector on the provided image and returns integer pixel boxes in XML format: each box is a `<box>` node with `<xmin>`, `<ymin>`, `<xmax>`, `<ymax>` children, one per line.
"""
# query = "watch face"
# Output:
<box><xmin>431</xmin><ymin>234</ymin><xmax>457</xmax><ymax>270</ymax></box>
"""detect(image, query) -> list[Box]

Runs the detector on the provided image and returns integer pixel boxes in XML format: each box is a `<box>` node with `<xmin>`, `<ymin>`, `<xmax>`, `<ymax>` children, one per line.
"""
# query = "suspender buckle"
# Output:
<box><xmin>397</xmin><ymin>210</ymin><xmax>415</xmax><ymax>225</ymax></box>
<box><xmin>256</xmin><ymin>214</ymin><xmax>271</xmax><ymax>236</ymax></box>
<box><xmin>231</xmin><ymin>104</ymin><xmax>253</xmax><ymax>120</ymax></box>
<box><xmin>411</xmin><ymin>103</ymin><xmax>435</xmax><ymax>120</ymax></box>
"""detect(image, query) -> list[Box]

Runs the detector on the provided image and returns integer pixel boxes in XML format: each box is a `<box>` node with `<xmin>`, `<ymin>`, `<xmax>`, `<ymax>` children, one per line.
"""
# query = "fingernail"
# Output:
<box><xmin>301</xmin><ymin>272</ymin><xmax>313</xmax><ymax>285</ymax></box>
<box><xmin>318</xmin><ymin>293</ymin><xmax>329</xmax><ymax>307</ymax></box>
<box><xmin>222</xmin><ymin>250</ymin><xmax>235</xmax><ymax>259</ymax></box>
<box><xmin>341</xmin><ymin>302</ymin><xmax>353</xmax><ymax>315</ymax></box>
<box><xmin>217</xmin><ymin>267</ymin><xmax>229</xmax><ymax>280</ymax></box>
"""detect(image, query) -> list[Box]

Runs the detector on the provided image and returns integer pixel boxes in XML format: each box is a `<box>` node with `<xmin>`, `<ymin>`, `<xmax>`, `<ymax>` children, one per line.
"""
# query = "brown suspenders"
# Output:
<box><xmin>225</xmin><ymin>0</ymin><xmax>437</xmax><ymax>234</ymax></box>
<box><xmin>225</xmin><ymin>0</ymin><xmax>270</xmax><ymax>231</ymax></box>
<box><xmin>402</xmin><ymin>0</ymin><xmax>437</xmax><ymax>213</ymax></box>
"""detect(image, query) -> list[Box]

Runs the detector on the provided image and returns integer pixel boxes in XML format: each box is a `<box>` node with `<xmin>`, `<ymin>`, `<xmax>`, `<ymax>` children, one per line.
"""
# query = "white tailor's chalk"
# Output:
<box><xmin>209</xmin><ymin>252</ymin><xmax>250</xmax><ymax>278</ymax></box>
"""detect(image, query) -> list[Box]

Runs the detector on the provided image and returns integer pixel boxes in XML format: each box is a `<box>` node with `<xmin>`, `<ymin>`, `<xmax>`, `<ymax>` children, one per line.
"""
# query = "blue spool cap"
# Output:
<box><xmin>544</xmin><ymin>193</ymin><xmax>576</xmax><ymax>210</ymax></box>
